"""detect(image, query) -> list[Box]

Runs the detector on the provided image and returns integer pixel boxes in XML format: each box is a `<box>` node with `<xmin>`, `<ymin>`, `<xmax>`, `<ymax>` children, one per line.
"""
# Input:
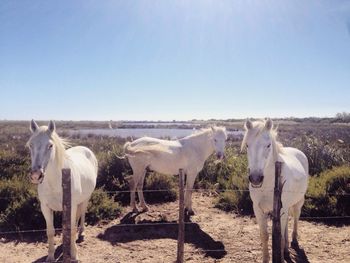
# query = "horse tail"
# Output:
<box><xmin>123</xmin><ymin>141</ymin><xmax>146</xmax><ymax>156</ymax></box>
<box><xmin>123</xmin><ymin>141</ymin><xmax>132</xmax><ymax>154</ymax></box>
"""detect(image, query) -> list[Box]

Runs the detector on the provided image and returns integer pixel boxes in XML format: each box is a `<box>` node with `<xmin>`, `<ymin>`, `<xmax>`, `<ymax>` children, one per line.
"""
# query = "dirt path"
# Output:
<box><xmin>0</xmin><ymin>193</ymin><xmax>349</xmax><ymax>263</ymax></box>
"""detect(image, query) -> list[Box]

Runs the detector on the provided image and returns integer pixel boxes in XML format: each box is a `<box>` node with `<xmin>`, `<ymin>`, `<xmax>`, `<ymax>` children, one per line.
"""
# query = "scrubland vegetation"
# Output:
<box><xmin>0</xmin><ymin>119</ymin><xmax>349</xmax><ymax>232</ymax></box>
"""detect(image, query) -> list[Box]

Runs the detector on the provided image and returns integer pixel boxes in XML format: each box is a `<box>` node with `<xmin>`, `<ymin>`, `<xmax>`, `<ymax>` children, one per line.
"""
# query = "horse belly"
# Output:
<box><xmin>148</xmin><ymin>162</ymin><xmax>180</xmax><ymax>175</ymax></box>
<box><xmin>148</xmin><ymin>154</ymin><xmax>186</xmax><ymax>175</ymax></box>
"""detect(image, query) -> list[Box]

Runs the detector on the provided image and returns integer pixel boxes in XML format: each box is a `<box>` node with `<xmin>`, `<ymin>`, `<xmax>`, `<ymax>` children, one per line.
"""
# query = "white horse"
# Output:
<box><xmin>123</xmin><ymin>127</ymin><xmax>227</xmax><ymax>215</ymax></box>
<box><xmin>27</xmin><ymin>120</ymin><xmax>98</xmax><ymax>262</ymax></box>
<box><xmin>242</xmin><ymin>119</ymin><xmax>308</xmax><ymax>263</ymax></box>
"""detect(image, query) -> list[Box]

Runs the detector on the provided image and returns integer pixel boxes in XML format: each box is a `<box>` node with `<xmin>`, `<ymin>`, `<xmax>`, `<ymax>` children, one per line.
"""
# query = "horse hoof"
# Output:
<box><xmin>291</xmin><ymin>240</ymin><xmax>299</xmax><ymax>248</ymax></box>
<box><xmin>77</xmin><ymin>233</ymin><xmax>85</xmax><ymax>243</ymax></box>
<box><xmin>284</xmin><ymin>249</ymin><xmax>290</xmax><ymax>259</ymax></box>
<box><xmin>132</xmin><ymin>207</ymin><xmax>139</xmax><ymax>213</ymax></box>
<box><xmin>141</xmin><ymin>206</ymin><xmax>149</xmax><ymax>212</ymax></box>
<box><xmin>186</xmin><ymin>209</ymin><xmax>195</xmax><ymax>216</ymax></box>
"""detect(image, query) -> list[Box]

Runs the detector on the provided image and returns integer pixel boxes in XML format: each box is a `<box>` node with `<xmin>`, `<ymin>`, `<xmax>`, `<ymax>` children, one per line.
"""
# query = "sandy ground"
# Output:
<box><xmin>0</xmin><ymin>193</ymin><xmax>349</xmax><ymax>263</ymax></box>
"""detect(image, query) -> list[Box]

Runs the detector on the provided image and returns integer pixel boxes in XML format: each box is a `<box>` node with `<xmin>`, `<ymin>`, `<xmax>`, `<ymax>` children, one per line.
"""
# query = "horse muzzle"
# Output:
<box><xmin>29</xmin><ymin>170</ymin><xmax>45</xmax><ymax>184</ymax></box>
<box><xmin>216</xmin><ymin>152</ymin><xmax>225</xmax><ymax>160</ymax></box>
<box><xmin>249</xmin><ymin>172</ymin><xmax>264</xmax><ymax>188</ymax></box>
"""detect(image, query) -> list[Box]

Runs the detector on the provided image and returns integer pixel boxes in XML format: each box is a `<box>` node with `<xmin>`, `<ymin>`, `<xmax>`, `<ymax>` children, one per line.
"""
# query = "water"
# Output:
<box><xmin>67</xmin><ymin>128</ymin><xmax>244</xmax><ymax>139</ymax></box>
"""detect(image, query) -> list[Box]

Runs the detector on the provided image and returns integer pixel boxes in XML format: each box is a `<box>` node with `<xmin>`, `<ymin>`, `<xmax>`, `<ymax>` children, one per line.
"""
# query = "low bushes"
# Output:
<box><xmin>143</xmin><ymin>172</ymin><xmax>177</xmax><ymax>204</ymax></box>
<box><xmin>199</xmin><ymin>146</ymin><xmax>253</xmax><ymax>215</ymax></box>
<box><xmin>303</xmin><ymin>165</ymin><xmax>350</xmax><ymax>218</ymax></box>
<box><xmin>290</xmin><ymin>135</ymin><xmax>345</xmax><ymax>176</ymax></box>
<box><xmin>0</xmin><ymin>174</ymin><xmax>121</xmax><ymax>231</ymax></box>
<box><xmin>86</xmin><ymin>189</ymin><xmax>122</xmax><ymax>224</ymax></box>
<box><xmin>0</xmin><ymin>175</ymin><xmax>43</xmax><ymax>231</ymax></box>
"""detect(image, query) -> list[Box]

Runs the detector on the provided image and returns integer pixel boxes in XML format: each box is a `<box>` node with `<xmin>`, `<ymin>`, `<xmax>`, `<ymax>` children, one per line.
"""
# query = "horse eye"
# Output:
<box><xmin>48</xmin><ymin>144</ymin><xmax>53</xmax><ymax>149</ymax></box>
<box><xmin>267</xmin><ymin>144</ymin><xmax>271</xmax><ymax>148</ymax></box>
<box><xmin>246</xmin><ymin>144</ymin><xmax>249</xmax><ymax>148</ymax></box>
<box><xmin>214</xmin><ymin>139</ymin><xmax>217</xmax><ymax>142</ymax></box>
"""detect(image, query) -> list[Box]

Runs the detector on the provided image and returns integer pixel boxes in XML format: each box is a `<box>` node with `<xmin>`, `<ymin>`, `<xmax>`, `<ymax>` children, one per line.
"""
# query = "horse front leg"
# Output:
<box><xmin>41</xmin><ymin>203</ymin><xmax>55</xmax><ymax>262</ymax></box>
<box><xmin>253</xmin><ymin>204</ymin><xmax>269</xmax><ymax>263</ymax></box>
<box><xmin>281</xmin><ymin>208</ymin><xmax>289</xmax><ymax>259</ymax></box>
<box><xmin>71</xmin><ymin>205</ymin><xmax>79</xmax><ymax>261</ymax></box>
<box><xmin>184</xmin><ymin>172</ymin><xmax>196</xmax><ymax>216</ymax></box>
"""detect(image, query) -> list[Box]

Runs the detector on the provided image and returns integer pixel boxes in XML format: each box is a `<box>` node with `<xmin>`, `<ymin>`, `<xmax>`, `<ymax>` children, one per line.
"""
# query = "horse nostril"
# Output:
<box><xmin>248</xmin><ymin>175</ymin><xmax>253</xmax><ymax>182</ymax></box>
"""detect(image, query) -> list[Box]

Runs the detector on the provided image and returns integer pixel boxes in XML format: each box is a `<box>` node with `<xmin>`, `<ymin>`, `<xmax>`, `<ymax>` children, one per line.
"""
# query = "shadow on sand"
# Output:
<box><xmin>32</xmin><ymin>244</ymin><xmax>63</xmax><ymax>263</ymax></box>
<box><xmin>98</xmin><ymin>212</ymin><xmax>227</xmax><ymax>259</ymax></box>
<box><xmin>285</xmin><ymin>241</ymin><xmax>310</xmax><ymax>263</ymax></box>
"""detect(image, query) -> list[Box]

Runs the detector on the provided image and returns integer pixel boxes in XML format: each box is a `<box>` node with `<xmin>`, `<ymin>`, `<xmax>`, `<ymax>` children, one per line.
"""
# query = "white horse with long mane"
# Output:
<box><xmin>242</xmin><ymin>119</ymin><xmax>308</xmax><ymax>263</ymax></box>
<box><xmin>123</xmin><ymin>126</ymin><xmax>227</xmax><ymax>215</ymax></box>
<box><xmin>27</xmin><ymin>120</ymin><xmax>98</xmax><ymax>262</ymax></box>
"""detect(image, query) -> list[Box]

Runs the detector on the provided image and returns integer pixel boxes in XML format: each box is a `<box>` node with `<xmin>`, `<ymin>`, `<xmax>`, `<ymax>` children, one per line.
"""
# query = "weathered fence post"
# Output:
<box><xmin>177</xmin><ymin>169</ymin><xmax>185</xmax><ymax>263</ymax></box>
<box><xmin>272</xmin><ymin>161</ymin><xmax>283</xmax><ymax>263</ymax></box>
<box><xmin>62</xmin><ymin>168</ymin><xmax>72</xmax><ymax>263</ymax></box>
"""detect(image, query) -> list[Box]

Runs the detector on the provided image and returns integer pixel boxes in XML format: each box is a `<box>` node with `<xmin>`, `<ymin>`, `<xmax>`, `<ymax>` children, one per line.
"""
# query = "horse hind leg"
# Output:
<box><xmin>128</xmin><ymin>166</ymin><xmax>146</xmax><ymax>213</ymax></box>
<box><xmin>291</xmin><ymin>198</ymin><xmax>304</xmax><ymax>247</ymax></box>
<box><xmin>281</xmin><ymin>209</ymin><xmax>290</xmax><ymax>258</ymax></box>
<box><xmin>137</xmin><ymin>169</ymin><xmax>149</xmax><ymax>212</ymax></box>
<box><xmin>127</xmin><ymin>173</ymin><xmax>139</xmax><ymax>213</ymax></box>
<box><xmin>77</xmin><ymin>201</ymin><xmax>89</xmax><ymax>241</ymax></box>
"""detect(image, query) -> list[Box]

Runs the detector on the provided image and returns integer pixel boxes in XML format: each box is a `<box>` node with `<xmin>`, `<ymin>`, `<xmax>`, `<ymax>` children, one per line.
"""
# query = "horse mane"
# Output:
<box><xmin>51</xmin><ymin>130</ymin><xmax>70</xmax><ymax>168</ymax></box>
<box><xmin>241</xmin><ymin>120</ymin><xmax>283</xmax><ymax>160</ymax></box>
<box><xmin>27</xmin><ymin>126</ymin><xmax>70</xmax><ymax>169</ymax></box>
<box><xmin>184</xmin><ymin>126</ymin><xmax>227</xmax><ymax>140</ymax></box>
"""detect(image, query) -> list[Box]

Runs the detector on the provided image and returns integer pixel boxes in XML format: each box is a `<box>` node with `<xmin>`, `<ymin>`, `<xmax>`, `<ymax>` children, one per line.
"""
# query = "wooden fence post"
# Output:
<box><xmin>62</xmin><ymin>168</ymin><xmax>72</xmax><ymax>263</ymax></box>
<box><xmin>177</xmin><ymin>169</ymin><xmax>185</xmax><ymax>263</ymax></box>
<box><xmin>272</xmin><ymin>161</ymin><xmax>283</xmax><ymax>263</ymax></box>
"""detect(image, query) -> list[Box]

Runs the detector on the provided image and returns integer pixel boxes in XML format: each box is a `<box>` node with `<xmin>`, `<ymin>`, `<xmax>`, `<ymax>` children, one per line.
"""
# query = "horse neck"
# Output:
<box><xmin>184</xmin><ymin>132</ymin><xmax>214</xmax><ymax>160</ymax></box>
<box><xmin>43</xmin><ymin>155</ymin><xmax>64</xmax><ymax>193</ymax></box>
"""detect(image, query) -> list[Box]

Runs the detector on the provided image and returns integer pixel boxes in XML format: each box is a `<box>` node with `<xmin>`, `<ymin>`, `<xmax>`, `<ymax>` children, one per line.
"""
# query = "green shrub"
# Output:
<box><xmin>0</xmin><ymin>175</ymin><xmax>122</xmax><ymax>231</ymax></box>
<box><xmin>303</xmin><ymin>166</ymin><xmax>350</xmax><ymax>217</ymax></box>
<box><xmin>201</xmin><ymin>145</ymin><xmax>253</xmax><ymax>215</ymax></box>
<box><xmin>97</xmin><ymin>146</ymin><xmax>131</xmax><ymax>205</ymax></box>
<box><xmin>0</xmin><ymin>176</ymin><xmax>43</xmax><ymax>231</ymax></box>
<box><xmin>86</xmin><ymin>189</ymin><xmax>122</xmax><ymax>224</ymax></box>
<box><xmin>0</xmin><ymin>151</ymin><xmax>30</xmax><ymax>179</ymax></box>
<box><xmin>291</xmin><ymin>135</ymin><xmax>345</xmax><ymax>175</ymax></box>
<box><xmin>143</xmin><ymin>172</ymin><xmax>177</xmax><ymax>203</ymax></box>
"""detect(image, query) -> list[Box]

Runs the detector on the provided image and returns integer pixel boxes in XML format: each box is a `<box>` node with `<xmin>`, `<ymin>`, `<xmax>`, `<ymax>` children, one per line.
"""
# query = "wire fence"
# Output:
<box><xmin>1</xmin><ymin>214</ymin><xmax>349</xmax><ymax>237</ymax></box>
<box><xmin>0</xmin><ymin>186</ymin><xmax>349</xmax><ymax>237</ymax></box>
<box><xmin>0</xmin><ymin>187</ymin><xmax>349</xmax><ymax>200</ymax></box>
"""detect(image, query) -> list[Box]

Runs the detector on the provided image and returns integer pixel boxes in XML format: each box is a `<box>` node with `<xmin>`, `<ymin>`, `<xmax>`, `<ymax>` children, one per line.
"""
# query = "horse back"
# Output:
<box><xmin>65</xmin><ymin>146</ymin><xmax>98</xmax><ymax>199</ymax></box>
<box><xmin>279</xmin><ymin>147</ymin><xmax>309</xmax><ymax>181</ymax></box>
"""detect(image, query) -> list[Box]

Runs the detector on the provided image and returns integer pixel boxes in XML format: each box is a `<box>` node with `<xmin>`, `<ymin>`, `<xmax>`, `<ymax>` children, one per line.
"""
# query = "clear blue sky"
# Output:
<box><xmin>0</xmin><ymin>0</ymin><xmax>349</xmax><ymax>121</ymax></box>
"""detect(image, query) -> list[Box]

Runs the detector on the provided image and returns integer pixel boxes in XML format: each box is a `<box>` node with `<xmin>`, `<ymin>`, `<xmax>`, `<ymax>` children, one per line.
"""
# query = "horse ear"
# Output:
<box><xmin>265</xmin><ymin>118</ymin><xmax>273</xmax><ymax>130</ymax></box>
<box><xmin>30</xmin><ymin>119</ymin><xmax>39</xmax><ymax>133</ymax></box>
<box><xmin>245</xmin><ymin>119</ymin><xmax>253</xmax><ymax>130</ymax></box>
<box><xmin>48</xmin><ymin>120</ymin><xmax>56</xmax><ymax>133</ymax></box>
